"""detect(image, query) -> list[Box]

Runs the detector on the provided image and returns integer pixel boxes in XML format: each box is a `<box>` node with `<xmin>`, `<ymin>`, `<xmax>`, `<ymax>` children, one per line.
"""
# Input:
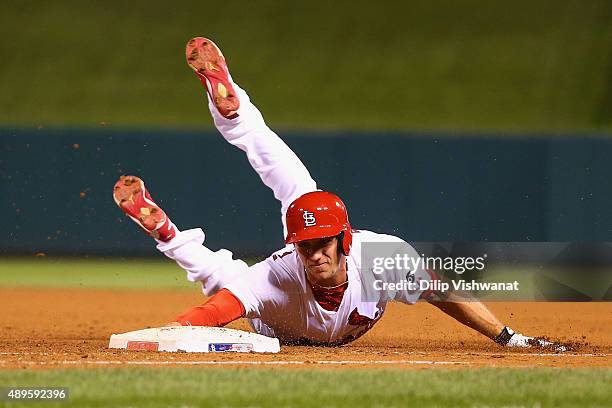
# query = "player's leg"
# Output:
<box><xmin>113</xmin><ymin>175</ymin><xmax>248</xmax><ymax>295</ymax></box>
<box><xmin>113</xmin><ymin>175</ymin><xmax>176</xmax><ymax>241</ymax></box>
<box><xmin>186</xmin><ymin>38</ymin><xmax>316</xmax><ymax>232</ymax></box>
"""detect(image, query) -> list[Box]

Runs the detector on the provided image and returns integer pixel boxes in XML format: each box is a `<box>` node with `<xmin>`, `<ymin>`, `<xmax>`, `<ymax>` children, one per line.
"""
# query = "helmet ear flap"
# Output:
<box><xmin>337</xmin><ymin>231</ymin><xmax>350</xmax><ymax>256</ymax></box>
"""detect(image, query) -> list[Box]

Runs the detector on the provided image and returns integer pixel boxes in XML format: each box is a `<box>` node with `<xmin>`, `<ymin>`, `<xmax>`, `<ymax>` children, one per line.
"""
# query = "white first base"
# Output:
<box><xmin>109</xmin><ymin>326</ymin><xmax>280</xmax><ymax>353</ymax></box>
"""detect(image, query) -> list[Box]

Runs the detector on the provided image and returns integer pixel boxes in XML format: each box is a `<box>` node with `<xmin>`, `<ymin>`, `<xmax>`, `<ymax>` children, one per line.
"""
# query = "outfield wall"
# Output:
<box><xmin>2</xmin><ymin>128</ymin><xmax>612</xmax><ymax>256</ymax></box>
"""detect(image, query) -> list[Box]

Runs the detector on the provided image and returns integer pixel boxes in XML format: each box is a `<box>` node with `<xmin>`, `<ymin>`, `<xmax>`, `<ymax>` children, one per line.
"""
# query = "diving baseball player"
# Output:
<box><xmin>113</xmin><ymin>37</ymin><xmax>561</xmax><ymax>349</ymax></box>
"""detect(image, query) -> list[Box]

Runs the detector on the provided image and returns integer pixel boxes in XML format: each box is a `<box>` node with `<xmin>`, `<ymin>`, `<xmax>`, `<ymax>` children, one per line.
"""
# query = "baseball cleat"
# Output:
<box><xmin>113</xmin><ymin>175</ymin><xmax>176</xmax><ymax>242</ymax></box>
<box><xmin>186</xmin><ymin>37</ymin><xmax>240</xmax><ymax>119</ymax></box>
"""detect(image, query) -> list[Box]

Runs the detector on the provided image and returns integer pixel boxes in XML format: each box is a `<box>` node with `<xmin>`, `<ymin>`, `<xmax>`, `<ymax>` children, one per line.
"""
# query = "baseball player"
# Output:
<box><xmin>113</xmin><ymin>37</ymin><xmax>561</xmax><ymax>349</ymax></box>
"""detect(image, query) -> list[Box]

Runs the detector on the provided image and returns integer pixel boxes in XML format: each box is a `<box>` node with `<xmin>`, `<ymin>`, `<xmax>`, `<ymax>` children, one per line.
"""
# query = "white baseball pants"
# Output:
<box><xmin>156</xmin><ymin>80</ymin><xmax>316</xmax><ymax>295</ymax></box>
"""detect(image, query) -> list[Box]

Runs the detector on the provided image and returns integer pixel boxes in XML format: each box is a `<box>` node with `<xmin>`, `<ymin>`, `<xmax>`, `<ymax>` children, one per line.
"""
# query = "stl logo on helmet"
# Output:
<box><xmin>303</xmin><ymin>211</ymin><xmax>316</xmax><ymax>227</ymax></box>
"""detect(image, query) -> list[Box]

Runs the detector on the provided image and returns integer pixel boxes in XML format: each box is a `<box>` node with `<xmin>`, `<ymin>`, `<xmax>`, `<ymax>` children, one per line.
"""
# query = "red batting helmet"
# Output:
<box><xmin>284</xmin><ymin>191</ymin><xmax>353</xmax><ymax>255</ymax></box>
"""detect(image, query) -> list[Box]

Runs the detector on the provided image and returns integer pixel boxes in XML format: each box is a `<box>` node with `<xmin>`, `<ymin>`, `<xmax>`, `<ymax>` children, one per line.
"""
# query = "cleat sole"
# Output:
<box><xmin>185</xmin><ymin>37</ymin><xmax>239</xmax><ymax>118</ymax></box>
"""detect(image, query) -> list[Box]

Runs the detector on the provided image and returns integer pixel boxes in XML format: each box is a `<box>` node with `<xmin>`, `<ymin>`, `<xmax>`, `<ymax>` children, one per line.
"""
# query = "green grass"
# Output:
<box><xmin>0</xmin><ymin>258</ymin><xmax>262</xmax><ymax>290</ymax></box>
<box><xmin>0</xmin><ymin>368</ymin><xmax>610</xmax><ymax>407</ymax></box>
<box><xmin>0</xmin><ymin>0</ymin><xmax>610</xmax><ymax>131</ymax></box>
<box><xmin>0</xmin><ymin>258</ymin><xmax>194</xmax><ymax>290</ymax></box>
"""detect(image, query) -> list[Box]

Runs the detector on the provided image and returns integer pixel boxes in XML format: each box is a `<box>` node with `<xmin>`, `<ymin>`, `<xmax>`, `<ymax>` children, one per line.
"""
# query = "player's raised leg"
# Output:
<box><xmin>186</xmin><ymin>37</ymin><xmax>316</xmax><ymax>232</ymax></box>
<box><xmin>113</xmin><ymin>175</ymin><xmax>248</xmax><ymax>295</ymax></box>
<box><xmin>113</xmin><ymin>175</ymin><xmax>177</xmax><ymax>242</ymax></box>
<box><xmin>186</xmin><ymin>37</ymin><xmax>240</xmax><ymax>119</ymax></box>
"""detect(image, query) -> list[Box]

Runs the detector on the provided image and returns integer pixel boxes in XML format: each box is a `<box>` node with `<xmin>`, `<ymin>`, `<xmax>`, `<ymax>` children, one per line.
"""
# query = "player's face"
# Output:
<box><xmin>295</xmin><ymin>236</ymin><xmax>344</xmax><ymax>285</ymax></box>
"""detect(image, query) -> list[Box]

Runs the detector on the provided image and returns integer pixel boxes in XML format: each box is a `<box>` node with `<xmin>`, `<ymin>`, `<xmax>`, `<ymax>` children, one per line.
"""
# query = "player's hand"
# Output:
<box><xmin>507</xmin><ymin>333</ymin><xmax>567</xmax><ymax>352</ymax></box>
<box><xmin>496</xmin><ymin>326</ymin><xmax>567</xmax><ymax>352</ymax></box>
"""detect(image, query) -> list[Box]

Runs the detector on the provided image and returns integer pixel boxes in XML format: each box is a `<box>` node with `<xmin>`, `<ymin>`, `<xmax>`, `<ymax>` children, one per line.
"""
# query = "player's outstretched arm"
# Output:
<box><xmin>424</xmin><ymin>289</ymin><xmax>567</xmax><ymax>351</ymax></box>
<box><xmin>427</xmin><ymin>292</ymin><xmax>504</xmax><ymax>340</ymax></box>
<box><xmin>167</xmin><ymin>288</ymin><xmax>245</xmax><ymax>327</ymax></box>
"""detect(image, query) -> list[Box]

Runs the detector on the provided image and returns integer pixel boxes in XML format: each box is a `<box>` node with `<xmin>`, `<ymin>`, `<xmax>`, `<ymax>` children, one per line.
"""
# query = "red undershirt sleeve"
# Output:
<box><xmin>175</xmin><ymin>288</ymin><xmax>246</xmax><ymax>327</ymax></box>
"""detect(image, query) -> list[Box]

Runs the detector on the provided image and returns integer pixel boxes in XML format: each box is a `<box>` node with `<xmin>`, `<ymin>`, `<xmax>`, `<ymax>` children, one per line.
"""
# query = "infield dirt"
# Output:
<box><xmin>1</xmin><ymin>288</ymin><xmax>610</xmax><ymax>369</ymax></box>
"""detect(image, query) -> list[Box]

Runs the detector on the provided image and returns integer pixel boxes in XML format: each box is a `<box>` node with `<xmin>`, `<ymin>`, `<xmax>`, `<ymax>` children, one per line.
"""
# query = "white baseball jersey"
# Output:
<box><xmin>226</xmin><ymin>230</ymin><xmax>428</xmax><ymax>344</ymax></box>
<box><xmin>157</xmin><ymin>74</ymin><xmax>429</xmax><ymax>344</ymax></box>
<box><xmin>159</xmin><ymin>227</ymin><xmax>429</xmax><ymax>345</ymax></box>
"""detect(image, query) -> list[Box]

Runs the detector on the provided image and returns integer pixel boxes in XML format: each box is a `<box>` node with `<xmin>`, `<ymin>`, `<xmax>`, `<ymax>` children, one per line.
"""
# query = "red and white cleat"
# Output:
<box><xmin>113</xmin><ymin>175</ymin><xmax>176</xmax><ymax>242</ymax></box>
<box><xmin>186</xmin><ymin>37</ymin><xmax>240</xmax><ymax>119</ymax></box>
